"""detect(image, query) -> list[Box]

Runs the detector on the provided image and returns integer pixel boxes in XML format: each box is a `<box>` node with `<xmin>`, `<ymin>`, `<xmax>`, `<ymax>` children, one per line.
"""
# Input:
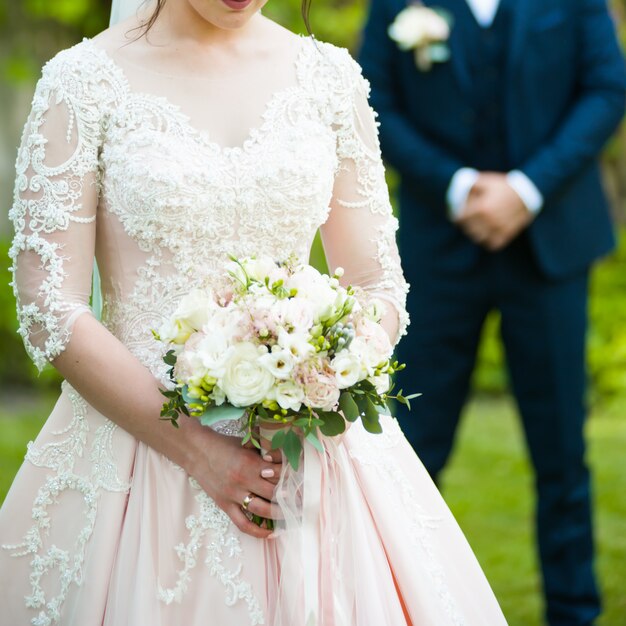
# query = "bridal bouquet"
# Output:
<box><xmin>155</xmin><ymin>256</ymin><xmax>416</xmax><ymax>470</ymax></box>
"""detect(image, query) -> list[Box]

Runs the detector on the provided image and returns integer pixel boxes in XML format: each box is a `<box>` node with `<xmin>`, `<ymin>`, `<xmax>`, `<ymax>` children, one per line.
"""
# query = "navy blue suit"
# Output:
<box><xmin>360</xmin><ymin>1</ymin><xmax>626</xmax><ymax>624</ymax></box>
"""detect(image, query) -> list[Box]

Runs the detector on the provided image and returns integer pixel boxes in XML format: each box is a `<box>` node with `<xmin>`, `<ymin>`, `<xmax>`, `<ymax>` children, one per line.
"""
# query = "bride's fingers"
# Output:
<box><xmin>228</xmin><ymin>505</ymin><xmax>273</xmax><ymax>539</ymax></box>
<box><xmin>250</xmin><ymin>474</ymin><xmax>278</xmax><ymax>502</ymax></box>
<box><xmin>245</xmin><ymin>495</ymin><xmax>284</xmax><ymax>520</ymax></box>
<box><xmin>262</xmin><ymin>447</ymin><xmax>282</xmax><ymax>464</ymax></box>
<box><xmin>260</xmin><ymin>464</ymin><xmax>281</xmax><ymax>486</ymax></box>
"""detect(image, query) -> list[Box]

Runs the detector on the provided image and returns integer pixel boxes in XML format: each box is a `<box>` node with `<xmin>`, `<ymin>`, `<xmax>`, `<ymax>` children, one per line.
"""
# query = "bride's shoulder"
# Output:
<box><xmin>300</xmin><ymin>38</ymin><xmax>369</xmax><ymax>108</ymax></box>
<box><xmin>303</xmin><ymin>38</ymin><xmax>366</xmax><ymax>88</ymax></box>
<box><xmin>37</xmin><ymin>38</ymin><xmax>114</xmax><ymax>89</ymax></box>
<box><xmin>32</xmin><ymin>35</ymin><xmax>122</xmax><ymax>109</ymax></box>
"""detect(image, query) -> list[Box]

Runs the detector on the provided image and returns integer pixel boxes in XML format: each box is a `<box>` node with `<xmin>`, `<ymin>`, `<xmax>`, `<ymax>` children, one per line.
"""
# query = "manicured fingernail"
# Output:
<box><xmin>261</xmin><ymin>468</ymin><xmax>275</xmax><ymax>478</ymax></box>
<box><xmin>263</xmin><ymin>454</ymin><xmax>273</xmax><ymax>462</ymax></box>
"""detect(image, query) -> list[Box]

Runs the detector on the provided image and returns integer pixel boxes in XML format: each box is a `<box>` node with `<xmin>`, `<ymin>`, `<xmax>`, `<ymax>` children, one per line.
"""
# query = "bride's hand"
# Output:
<box><xmin>186</xmin><ymin>425</ymin><xmax>283</xmax><ymax>539</ymax></box>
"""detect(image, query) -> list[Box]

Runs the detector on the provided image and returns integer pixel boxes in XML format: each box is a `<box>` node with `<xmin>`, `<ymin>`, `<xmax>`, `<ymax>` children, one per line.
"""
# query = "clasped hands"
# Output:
<box><xmin>455</xmin><ymin>172</ymin><xmax>534</xmax><ymax>251</ymax></box>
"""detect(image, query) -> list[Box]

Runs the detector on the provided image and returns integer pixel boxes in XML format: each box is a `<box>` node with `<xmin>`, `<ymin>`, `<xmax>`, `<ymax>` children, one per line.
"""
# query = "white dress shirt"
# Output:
<box><xmin>447</xmin><ymin>0</ymin><xmax>544</xmax><ymax>219</ymax></box>
<box><xmin>466</xmin><ymin>0</ymin><xmax>501</xmax><ymax>28</ymax></box>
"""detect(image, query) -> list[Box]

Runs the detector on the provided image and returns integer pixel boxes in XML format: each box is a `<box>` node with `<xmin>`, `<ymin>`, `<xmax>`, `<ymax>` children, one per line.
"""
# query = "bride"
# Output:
<box><xmin>0</xmin><ymin>0</ymin><xmax>507</xmax><ymax>624</ymax></box>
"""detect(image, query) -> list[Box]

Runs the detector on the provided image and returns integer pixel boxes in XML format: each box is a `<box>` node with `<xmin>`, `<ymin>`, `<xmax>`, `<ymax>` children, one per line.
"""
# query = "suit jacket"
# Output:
<box><xmin>360</xmin><ymin>0</ymin><xmax>626</xmax><ymax>278</ymax></box>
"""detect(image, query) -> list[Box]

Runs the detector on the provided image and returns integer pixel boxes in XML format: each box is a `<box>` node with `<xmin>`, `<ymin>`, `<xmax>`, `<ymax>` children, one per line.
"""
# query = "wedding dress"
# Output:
<box><xmin>0</xmin><ymin>34</ymin><xmax>507</xmax><ymax>625</ymax></box>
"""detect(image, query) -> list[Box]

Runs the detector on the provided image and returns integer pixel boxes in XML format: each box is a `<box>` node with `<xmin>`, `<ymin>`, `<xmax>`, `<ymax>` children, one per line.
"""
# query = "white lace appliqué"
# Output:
<box><xmin>158</xmin><ymin>478</ymin><xmax>264</xmax><ymax>625</ymax></box>
<box><xmin>2</xmin><ymin>383</ymin><xmax>130</xmax><ymax>626</ymax></box>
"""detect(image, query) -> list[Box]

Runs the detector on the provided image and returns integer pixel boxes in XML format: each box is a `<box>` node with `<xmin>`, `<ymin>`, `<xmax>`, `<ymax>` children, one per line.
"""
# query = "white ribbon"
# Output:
<box><xmin>301</xmin><ymin>442</ymin><xmax>322</xmax><ymax>625</ymax></box>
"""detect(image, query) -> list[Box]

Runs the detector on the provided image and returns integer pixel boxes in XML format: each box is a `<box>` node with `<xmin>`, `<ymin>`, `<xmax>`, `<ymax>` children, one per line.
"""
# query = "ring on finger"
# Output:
<box><xmin>241</xmin><ymin>493</ymin><xmax>256</xmax><ymax>511</ymax></box>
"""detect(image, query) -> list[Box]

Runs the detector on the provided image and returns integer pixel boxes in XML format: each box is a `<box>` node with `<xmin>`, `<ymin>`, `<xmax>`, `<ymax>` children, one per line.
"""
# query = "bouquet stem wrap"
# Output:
<box><xmin>265</xmin><ymin>431</ymin><xmax>402</xmax><ymax>625</ymax></box>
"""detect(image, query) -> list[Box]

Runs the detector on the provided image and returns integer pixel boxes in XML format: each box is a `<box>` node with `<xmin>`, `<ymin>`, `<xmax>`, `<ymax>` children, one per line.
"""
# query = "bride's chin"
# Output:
<box><xmin>186</xmin><ymin>0</ymin><xmax>265</xmax><ymax>30</ymax></box>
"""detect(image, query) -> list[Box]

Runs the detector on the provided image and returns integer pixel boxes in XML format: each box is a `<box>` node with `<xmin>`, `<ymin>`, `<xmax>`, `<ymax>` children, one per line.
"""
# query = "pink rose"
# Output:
<box><xmin>297</xmin><ymin>362</ymin><xmax>341</xmax><ymax>411</ymax></box>
<box><xmin>355</xmin><ymin>317</ymin><xmax>393</xmax><ymax>361</ymax></box>
<box><xmin>247</xmin><ymin>294</ymin><xmax>282</xmax><ymax>339</ymax></box>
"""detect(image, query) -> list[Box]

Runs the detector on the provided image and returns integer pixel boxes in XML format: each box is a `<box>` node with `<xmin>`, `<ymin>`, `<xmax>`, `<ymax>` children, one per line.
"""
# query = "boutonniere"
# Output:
<box><xmin>388</xmin><ymin>2</ymin><xmax>453</xmax><ymax>72</ymax></box>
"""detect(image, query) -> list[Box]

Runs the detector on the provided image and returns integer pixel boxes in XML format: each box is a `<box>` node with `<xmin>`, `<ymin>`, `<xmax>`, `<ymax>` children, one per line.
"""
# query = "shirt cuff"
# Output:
<box><xmin>506</xmin><ymin>170</ymin><xmax>544</xmax><ymax>215</ymax></box>
<box><xmin>446</xmin><ymin>168</ymin><xmax>479</xmax><ymax>220</ymax></box>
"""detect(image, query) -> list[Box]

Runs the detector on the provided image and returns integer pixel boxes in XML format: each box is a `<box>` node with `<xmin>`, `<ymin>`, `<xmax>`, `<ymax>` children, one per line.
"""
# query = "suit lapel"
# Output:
<box><xmin>422</xmin><ymin>0</ymin><xmax>474</xmax><ymax>94</ymax></box>
<box><xmin>506</xmin><ymin>0</ymin><xmax>534</xmax><ymax>75</ymax></box>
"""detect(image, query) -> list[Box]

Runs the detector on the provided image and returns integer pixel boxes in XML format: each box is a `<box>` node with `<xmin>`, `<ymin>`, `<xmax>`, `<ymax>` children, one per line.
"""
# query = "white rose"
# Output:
<box><xmin>331</xmin><ymin>350</ymin><xmax>363</xmax><ymax>389</ymax></box>
<box><xmin>174</xmin><ymin>289</ymin><xmax>216</xmax><ymax>331</ymax></box>
<box><xmin>274</xmin><ymin>380</ymin><xmax>305</xmax><ymax>412</ymax></box>
<box><xmin>258</xmin><ymin>347</ymin><xmax>296</xmax><ymax>379</ymax></box>
<box><xmin>220</xmin><ymin>343</ymin><xmax>275</xmax><ymax>407</ymax></box>
<box><xmin>388</xmin><ymin>6</ymin><xmax>450</xmax><ymax>50</ymax></box>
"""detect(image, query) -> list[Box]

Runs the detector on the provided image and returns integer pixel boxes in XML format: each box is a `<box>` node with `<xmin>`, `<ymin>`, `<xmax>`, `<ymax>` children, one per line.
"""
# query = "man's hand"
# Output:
<box><xmin>456</xmin><ymin>172</ymin><xmax>534</xmax><ymax>251</ymax></box>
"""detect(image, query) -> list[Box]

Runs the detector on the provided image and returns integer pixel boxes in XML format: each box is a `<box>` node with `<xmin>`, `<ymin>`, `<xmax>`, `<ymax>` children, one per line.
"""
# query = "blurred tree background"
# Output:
<box><xmin>0</xmin><ymin>2</ymin><xmax>625</xmax><ymax>624</ymax></box>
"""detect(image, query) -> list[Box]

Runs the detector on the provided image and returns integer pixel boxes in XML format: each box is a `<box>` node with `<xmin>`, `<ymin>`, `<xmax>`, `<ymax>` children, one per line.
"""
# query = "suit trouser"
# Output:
<box><xmin>395</xmin><ymin>233</ymin><xmax>601</xmax><ymax>626</ymax></box>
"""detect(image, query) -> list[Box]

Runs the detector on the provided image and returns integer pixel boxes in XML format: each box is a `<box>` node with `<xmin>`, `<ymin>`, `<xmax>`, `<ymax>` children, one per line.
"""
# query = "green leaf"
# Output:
<box><xmin>271</xmin><ymin>429</ymin><xmax>287</xmax><ymax>450</ymax></box>
<box><xmin>318</xmin><ymin>410</ymin><xmax>346</xmax><ymax>437</ymax></box>
<box><xmin>353</xmin><ymin>393</ymin><xmax>369</xmax><ymax>418</ymax></box>
<box><xmin>370</xmin><ymin>394</ymin><xmax>388</xmax><ymax>408</ymax></box>
<box><xmin>357</xmin><ymin>379</ymin><xmax>377</xmax><ymax>394</ymax></box>
<box><xmin>293</xmin><ymin>417</ymin><xmax>324</xmax><ymax>428</ymax></box>
<box><xmin>163</xmin><ymin>350</ymin><xmax>177</xmax><ymax>367</ymax></box>
<box><xmin>305</xmin><ymin>431</ymin><xmax>324</xmax><ymax>453</ymax></box>
<box><xmin>283</xmin><ymin>430</ymin><xmax>303</xmax><ymax>470</ymax></box>
<box><xmin>182</xmin><ymin>386</ymin><xmax>195</xmax><ymax>405</ymax></box>
<box><xmin>198</xmin><ymin>403</ymin><xmax>245</xmax><ymax>427</ymax></box>
<box><xmin>339</xmin><ymin>392</ymin><xmax>359</xmax><ymax>422</ymax></box>
<box><xmin>405</xmin><ymin>393</ymin><xmax>422</xmax><ymax>401</ymax></box>
<box><xmin>361</xmin><ymin>398</ymin><xmax>383</xmax><ymax>434</ymax></box>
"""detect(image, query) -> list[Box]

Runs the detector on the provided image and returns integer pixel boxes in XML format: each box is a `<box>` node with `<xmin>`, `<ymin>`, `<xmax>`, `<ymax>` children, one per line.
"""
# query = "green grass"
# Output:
<box><xmin>442</xmin><ymin>397</ymin><xmax>626</xmax><ymax>626</ymax></box>
<box><xmin>1</xmin><ymin>393</ymin><xmax>625</xmax><ymax>625</ymax></box>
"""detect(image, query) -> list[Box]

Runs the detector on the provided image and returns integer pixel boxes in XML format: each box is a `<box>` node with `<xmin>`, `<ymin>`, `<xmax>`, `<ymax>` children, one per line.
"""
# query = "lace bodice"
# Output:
<box><xmin>9</xmin><ymin>36</ymin><xmax>409</xmax><ymax>377</ymax></box>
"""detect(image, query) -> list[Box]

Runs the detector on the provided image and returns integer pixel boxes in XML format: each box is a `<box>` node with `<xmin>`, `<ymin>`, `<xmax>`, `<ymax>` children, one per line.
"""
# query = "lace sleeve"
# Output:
<box><xmin>319</xmin><ymin>48</ymin><xmax>410</xmax><ymax>346</ymax></box>
<box><xmin>8</xmin><ymin>47</ymin><xmax>103</xmax><ymax>371</ymax></box>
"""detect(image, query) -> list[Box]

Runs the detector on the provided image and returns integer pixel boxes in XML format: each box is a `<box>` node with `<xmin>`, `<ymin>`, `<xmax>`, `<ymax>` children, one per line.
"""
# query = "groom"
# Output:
<box><xmin>359</xmin><ymin>0</ymin><xmax>625</xmax><ymax>624</ymax></box>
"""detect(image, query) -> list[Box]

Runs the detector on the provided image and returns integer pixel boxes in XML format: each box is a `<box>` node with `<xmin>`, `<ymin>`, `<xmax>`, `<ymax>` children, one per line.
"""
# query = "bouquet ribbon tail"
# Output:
<box><xmin>268</xmin><ymin>437</ymin><xmax>323</xmax><ymax>624</ymax></box>
<box><xmin>302</xmin><ymin>442</ymin><xmax>322</xmax><ymax>625</ymax></box>
<box><xmin>268</xmin><ymin>438</ymin><xmax>355</xmax><ymax>625</ymax></box>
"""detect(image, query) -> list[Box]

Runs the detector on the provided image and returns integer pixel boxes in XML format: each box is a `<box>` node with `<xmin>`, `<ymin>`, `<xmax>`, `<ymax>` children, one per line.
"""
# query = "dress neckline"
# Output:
<box><xmin>83</xmin><ymin>35</ymin><xmax>316</xmax><ymax>157</ymax></box>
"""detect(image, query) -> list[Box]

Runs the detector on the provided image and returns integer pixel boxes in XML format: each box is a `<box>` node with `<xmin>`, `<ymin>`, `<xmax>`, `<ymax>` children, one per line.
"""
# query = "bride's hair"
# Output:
<box><xmin>140</xmin><ymin>0</ymin><xmax>314</xmax><ymax>35</ymax></box>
